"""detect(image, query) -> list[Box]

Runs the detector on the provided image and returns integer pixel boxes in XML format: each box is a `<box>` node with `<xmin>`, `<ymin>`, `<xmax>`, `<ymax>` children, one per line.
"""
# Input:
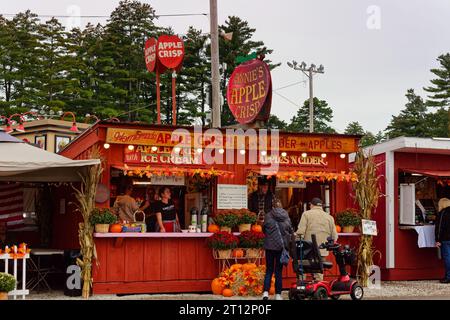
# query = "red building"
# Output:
<box><xmin>350</xmin><ymin>137</ymin><xmax>449</xmax><ymax>281</ymax></box>
<box><xmin>59</xmin><ymin>121</ymin><xmax>360</xmax><ymax>294</ymax></box>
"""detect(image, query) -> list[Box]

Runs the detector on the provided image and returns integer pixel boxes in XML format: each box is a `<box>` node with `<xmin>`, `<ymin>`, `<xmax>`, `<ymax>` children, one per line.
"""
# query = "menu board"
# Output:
<box><xmin>217</xmin><ymin>184</ymin><xmax>248</xmax><ymax>209</ymax></box>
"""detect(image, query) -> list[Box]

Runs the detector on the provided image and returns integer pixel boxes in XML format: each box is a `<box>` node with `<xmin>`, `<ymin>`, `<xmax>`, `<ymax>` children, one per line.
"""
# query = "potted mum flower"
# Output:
<box><xmin>90</xmin><ymin>208</ymin><xmax>118</xmax><ymax>233</ymax></box>
<box><xmin>207</xmin><ymin>231</ymin><xmax>239</xmax><ymax>259</ymax></box>
<box><xmin>0</xmin><ymin>273</ymin><xmax>16</xmax><ymax>300</ymax></box>
<box><xmin>237</xmin><ymin>209</ymin><xmax>257</xmax><ymax>233</ymax></box>
<box><xmin>336</xmin><ymin>209</ymin><xmax>361</xmax><ymax>233</ymax></box>
<box><xmin>214</xmin><ymin>210</ymin><xmax>239</xmax><ymax>233</ymax></box>
<box><xmin>239</xmin><ymin>231</ymin><xmax>265</xmax><ymax>258</ymax></box>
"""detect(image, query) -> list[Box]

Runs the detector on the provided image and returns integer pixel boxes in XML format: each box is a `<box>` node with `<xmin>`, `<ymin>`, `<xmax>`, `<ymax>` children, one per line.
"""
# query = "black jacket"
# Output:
<box><xmin>248</xmin><ymin>191</ymin><xmax>274</xmax><ymax>214</ymax></box>
<box><xmin>436</xmin><ymin>207</ymin><xmax>450</xmax><ymax>242</ymax></box>
<box><xmin>263</xmin><ymin>208</ymin><xmax>293</xmax><ymax>251</ymax></box>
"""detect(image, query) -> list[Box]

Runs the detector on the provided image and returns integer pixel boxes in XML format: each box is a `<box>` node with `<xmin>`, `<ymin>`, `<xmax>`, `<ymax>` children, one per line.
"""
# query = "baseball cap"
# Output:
<box><xmin>311</xmin><ymin>198</ymin><xmax>323</xmax><ymax>206</ymax></box>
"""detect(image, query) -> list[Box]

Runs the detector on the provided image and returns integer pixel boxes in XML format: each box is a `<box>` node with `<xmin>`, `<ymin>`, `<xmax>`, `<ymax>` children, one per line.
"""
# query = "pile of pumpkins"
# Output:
<box><xmin>211</xmin><ymin>263</ymin><xmax>275</xmax><ymax>298</ymax></box>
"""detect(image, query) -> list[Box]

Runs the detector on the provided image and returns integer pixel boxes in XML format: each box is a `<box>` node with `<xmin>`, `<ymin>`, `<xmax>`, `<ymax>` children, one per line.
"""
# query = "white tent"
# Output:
<box><xmin>0</xmin><ymin>131</ymin><xmax>100</xmax><ymax>182</ymax></box>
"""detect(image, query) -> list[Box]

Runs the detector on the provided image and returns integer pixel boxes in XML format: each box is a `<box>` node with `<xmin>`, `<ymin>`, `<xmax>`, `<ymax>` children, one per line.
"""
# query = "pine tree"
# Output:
<box><xmin>424</xmin><ymin>53</ymin><xmax>450</xmax><ymax>136</ymax></box>
<box><xmin>177</xmin><ymin>27</ymin><xmax>210</xmax><ymax>126</ymax></box>
<box><xmin>288</xmin><ymin>97</ymin><xmax>336</xmax><ymax>133</ymax></box>
<box><xmin>37</xmin><ymin>17</ymin><xmax>70</xmax><ymax>113</ymax></box>
<box><xmin>344</xmin><ymin>121</ymin><xmax>365</xmax><ymax>135</ymax></box>
<box><xmin>266</xmin><ymin>115</ymin><xmax>287</xmax><ymax>130</ymax></box>
<box><xmin>386</xmin><ymin>89</ymin><xmax>430</xmax><ymax>138</ymax></box>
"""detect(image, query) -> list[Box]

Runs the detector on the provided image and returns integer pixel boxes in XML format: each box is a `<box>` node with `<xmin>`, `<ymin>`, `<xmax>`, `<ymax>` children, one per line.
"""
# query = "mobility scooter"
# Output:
<box><xmin>288</xmin><ymin>235</ymin><xmax>364</xmax><ymax>300</ymax></box>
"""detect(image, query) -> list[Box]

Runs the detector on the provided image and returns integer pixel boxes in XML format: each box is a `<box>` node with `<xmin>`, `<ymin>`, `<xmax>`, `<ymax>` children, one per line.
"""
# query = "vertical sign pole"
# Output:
<box><xmin>156</xmin><ymin>69</ymin><xmax>161</xmax><ymax>124</ymax></box>
<box><xmin>210</xmin><ymin>0</ymin><xmax>221</xmax><ymax>128</ymax></box>
<box><xmin>172</xmin><ymin>71</ymin><xmax>177</xmax><ymax>125</ymax></box>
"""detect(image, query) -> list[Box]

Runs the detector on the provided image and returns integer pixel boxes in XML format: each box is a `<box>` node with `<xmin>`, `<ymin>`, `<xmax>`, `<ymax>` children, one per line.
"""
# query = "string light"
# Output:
<box><xmin>340</xmin><ymin>154</ymin><xmax>346</xmax><ymax>159</ymax></box>
<box><xmin>261</xmin><ymin>151</ymin><xmax>267</xmax><ymax>156</ymax></box>
<box><xmin>321</xmin><ymin>153</ymin><xmax>327</xmax><ymax>158</ymax></box>
<box><xmin>281</xmin><ymin>152</ymin><xmax>287</xmax><ymax>157</ymax></box>
<box><xmin>103</xmin><ymin>143</ymin><xmax>110</xmax><ymax>149</ymax></box>
<box><xmin>128</xmin><ymin>145</ymin><xmax>135</xmax><ymax>151</ymax></box>
<box><xmin>151</xmin><ymin>146</ymin><xmax>158</xmax><ymax>152</ymax></box>
<box><xmin>301</xmin><ymin>153</ymin><xmax>308</xmax><ymax>158</ymax></box>
<box><xmin>218</xmin><ymin>149</ymin><xmax>225</xmax><ymax>154</ymax></box>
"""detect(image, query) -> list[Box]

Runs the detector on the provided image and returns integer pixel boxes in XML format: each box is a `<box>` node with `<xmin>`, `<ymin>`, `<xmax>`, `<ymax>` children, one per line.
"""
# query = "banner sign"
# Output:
<box><xmin>144</xmin><ymin>38</ymin><xmax>157</xmax><ymax>72</ymax></box>
<box><xmin>217</xmin><ymin>185</ymin><xmax>248</xmax><ymax>209</ymax></box>
<box><xmin>362</xmin><ymin>219</ymin><xmax>378</xmax><ymax>236</ymax></box>
<box><xmin>106</xmin><ymin>128</ymin><xmax>358</xmax><ymax>153</ymax></box>
<box><xmin>227</xmin><ymin>59</ymin><xmax>272</xmax><ymax>124</ymax></box>
<box><xmin>125</xmin><ymin>146</ymin><xmax>203</xmax><ymax>165</ymax></box>
<box><xmin>157</xmin><ymin>35</ymin><xmax>185</xmax><ymax>70</ymax></box>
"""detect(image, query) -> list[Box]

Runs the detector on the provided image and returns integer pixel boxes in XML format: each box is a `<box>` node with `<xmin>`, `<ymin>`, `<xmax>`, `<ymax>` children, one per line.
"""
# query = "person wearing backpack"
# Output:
<box><xmin>262</xmin><ymin>200</ymin><xmax>293</xmax><ymax>300</ymax></box>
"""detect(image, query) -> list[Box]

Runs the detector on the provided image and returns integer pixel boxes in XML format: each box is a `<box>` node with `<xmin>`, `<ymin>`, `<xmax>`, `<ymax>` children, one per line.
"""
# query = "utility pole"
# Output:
<box><xmin>287</xmin><ymin>61</ymin><xmax>324</xmax><ymax>133</ymax></box>
<box><xmin>210</xmin><ymin>0</ymin><xmax>221</xmax><ymax>128</ymax></box>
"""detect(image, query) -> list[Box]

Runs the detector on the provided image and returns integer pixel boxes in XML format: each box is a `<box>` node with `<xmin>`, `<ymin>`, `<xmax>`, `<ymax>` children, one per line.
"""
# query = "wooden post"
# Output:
<box><xmin>156</xmin><ymin>70</ymin><xmax>161</xmax><ymax>124</ymax></box>
<box><xmin>172</xmin><ymin>71</ymin><xmax>177</xmax><ymax>125</ymax></box>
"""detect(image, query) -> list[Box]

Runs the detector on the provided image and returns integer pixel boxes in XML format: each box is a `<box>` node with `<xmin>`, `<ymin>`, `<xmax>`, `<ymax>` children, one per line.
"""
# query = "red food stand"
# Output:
<box><xmin>349</xmin><ymin>137</ymin><xmax>449</xmax><ymax>281</ymax></box>
<box><xmin>58</xmin><ymin>121</ymin><xmax>360</xmax><ymax>294</ymax></box>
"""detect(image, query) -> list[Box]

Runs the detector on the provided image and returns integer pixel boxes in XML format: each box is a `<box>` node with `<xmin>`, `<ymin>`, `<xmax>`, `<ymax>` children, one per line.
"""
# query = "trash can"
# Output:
<box><xmin>63</xmin><ymin>250</ymin><xmax>82</xmax><ymax>297</ymax></box>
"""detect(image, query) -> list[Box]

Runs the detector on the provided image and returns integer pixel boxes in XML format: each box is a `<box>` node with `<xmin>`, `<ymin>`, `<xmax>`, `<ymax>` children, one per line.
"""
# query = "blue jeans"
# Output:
<box><xmin>441</xmin><ymin>241</ymin><xmax>450</xmax><ymax>280</ymax></box>
<box><xmin>264</xmin><ymin>249</ymin><xmax>283</xmax><ymax>294</ymax></box>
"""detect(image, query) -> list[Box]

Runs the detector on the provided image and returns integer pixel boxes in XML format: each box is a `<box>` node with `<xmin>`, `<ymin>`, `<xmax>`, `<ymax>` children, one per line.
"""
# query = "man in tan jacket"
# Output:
<box><xmin>296</xmin><ymin>198</ymin><xmax>338</xmax><ymax>280</ymax></box>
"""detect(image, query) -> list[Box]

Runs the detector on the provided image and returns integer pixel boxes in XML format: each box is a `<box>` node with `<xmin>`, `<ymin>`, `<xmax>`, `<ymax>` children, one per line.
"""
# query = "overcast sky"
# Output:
<box><xmin>2</xmin><ymin>0</ymin><xmax>450</xmax><ymax>133</ymax></box>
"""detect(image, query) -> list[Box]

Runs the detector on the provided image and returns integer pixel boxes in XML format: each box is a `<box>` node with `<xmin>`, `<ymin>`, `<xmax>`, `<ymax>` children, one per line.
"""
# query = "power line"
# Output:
<box><xmin>273</xmin><ymin>92</ymin><xmax>300</xmax><ymax>108</ymax></box>
<box><xmin>273</xmin><ymin>81</ymin><xmax>306</xmax><ymax>92</ymax></box>
<box><xmin>0</xmin><ymin>13</ymin><xmax>208</xmax><ymax>19</ymax></box>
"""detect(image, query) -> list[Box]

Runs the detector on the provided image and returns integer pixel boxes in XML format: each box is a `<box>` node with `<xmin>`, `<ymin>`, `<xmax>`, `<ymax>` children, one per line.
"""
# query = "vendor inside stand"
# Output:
<box><xmin>154</xmin><ymin>186</ymin><xmax>181</xmax><ymax>233</ymax></box>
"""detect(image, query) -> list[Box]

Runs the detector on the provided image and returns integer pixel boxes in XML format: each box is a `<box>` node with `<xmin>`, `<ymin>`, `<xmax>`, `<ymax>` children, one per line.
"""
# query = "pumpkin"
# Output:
<box><xmin>335</xmin><ymin>225</ymin><xmax>342</xmax><ymax>233</ymax></box>
<box><xmin>222</xmin><ymin>288</ymin><xmax>234</xmax><ymax>297</ymax></box>
<box><xmin>229</xmin><ymin>264</ymin><xmax>243</xmax><ymax>272</ymax></box>
<box><xmin>110</xmin><ymin>224</ymin><xmax>123</xmax><ymax>233</ymax></box>
<box><xmin>211</xmin><ymin>278</ymin><xmax>224</xmax><ymax>295</ymax></box>
<box><xmin>208</xmin><ymin>224</ymin><xmax>220</xmax><ymax>233</ymax></box>
<box><xmin>242</xmin><ymin>263</ymin><xmax>257</xmax><ymax>271</ymax></box>
<box><xmin>232</xmin><ymin>249</ymin><xmax>244</xmax><ymax>258</ymax></box>
<box><xmin>251</xmin><ymin>224</ymin><xmax>262</xmax><ymax>233</ymax></box>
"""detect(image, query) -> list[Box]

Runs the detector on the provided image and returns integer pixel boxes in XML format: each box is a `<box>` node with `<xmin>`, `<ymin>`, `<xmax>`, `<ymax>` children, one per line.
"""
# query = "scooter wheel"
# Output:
<box><xmin>313</xmin><ymin>287</ymin><xmax>328</xmax><ymax>300</ymax></box>
<box><xmin>350</xmin><ymin>284</ymin><xmax>364</xmax><ymax>300</ymax></box>
<box><xmin>330</xmin><ymin>295</ymin><xmax>340</xmax><ymax>300</ymax></box>
<box><xmin>289</xmin><ymin>290</ymin><xmax>303</xmax><ymax>300</ymax></box>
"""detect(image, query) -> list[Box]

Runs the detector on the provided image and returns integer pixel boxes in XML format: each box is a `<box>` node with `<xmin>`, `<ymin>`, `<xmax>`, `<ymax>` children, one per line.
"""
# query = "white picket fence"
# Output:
<box><xmin>0</xmin><ymin>253</ymin><xmax>29</xmax><ymax>300</ymax></box>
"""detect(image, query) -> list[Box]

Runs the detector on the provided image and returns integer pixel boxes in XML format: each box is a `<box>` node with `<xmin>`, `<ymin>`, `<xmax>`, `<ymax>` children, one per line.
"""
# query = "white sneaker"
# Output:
<box><xmin>262</xmin><ymin>291</ymin><xmax>269</xmax><ymax>300</ymax></box>
<box><xmin>275</xmin><ymin>294</ymin><xmax>283</xmax><ymax>300</ymax></box>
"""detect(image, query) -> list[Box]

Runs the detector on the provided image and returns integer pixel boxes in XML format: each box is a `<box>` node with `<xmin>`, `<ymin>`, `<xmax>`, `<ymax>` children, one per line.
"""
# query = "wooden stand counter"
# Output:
<box><xmin>92</xmin><ymin>232</ymin><xmax>361</xmax><ymax>295</ymax></box>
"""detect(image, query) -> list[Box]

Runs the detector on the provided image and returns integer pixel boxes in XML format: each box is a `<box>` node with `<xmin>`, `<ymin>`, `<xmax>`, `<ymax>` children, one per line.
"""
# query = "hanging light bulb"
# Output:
<box><xmin>281</xmin><ymin>152</ymin><xmax>287</xmax><ymax>157</ymax></box>
<box><xmin>151</xmin><ymin>146</ymin><xmax>158</xmax><ymax>152</ymax></box>
<box><xmin>103</xmin><ymin>143</ymin><xmax>110</xmax><ymax>149</ymax></box>
<box><xmin>240</xmin><ymin>150</ymin><xmax>246</xmax><ymax>155</ymax></box>
<box><xmin>218</xmin><ymin>148</ymin><xmax>225</xmax><ymax>154</ymax></box>
<box><xmin>321</xmin><ymin>153</ymin><xmax>327</xmax><ymax>158</ymax></box>
<box><xmin>301</xmin><ymin>153</ymin><xmax>308</xmax><ymax>158</ymax></box>
<box><xmin>197</xmin><ymin>148</ymin><xmax>203</xmax><ymax>154</ymax></box>
<box><xmin>261</xmin><ymin>150</ymin><xmax>267</xmax><ymax>156</ymax></box>
<box><xmin>128</xmin><ymin>145</ymin><xmax>135</xmax><ymax>151</ymax></box>
<box><xmin>340</xmin><ymin>154</ymin><xmax>346</xmax><ymax>159</ymax></box>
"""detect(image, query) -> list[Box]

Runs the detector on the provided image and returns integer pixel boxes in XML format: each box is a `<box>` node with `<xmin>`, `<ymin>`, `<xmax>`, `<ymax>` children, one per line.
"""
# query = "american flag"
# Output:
<box><xmin>0</xmin><ymin>182</ymin><xmax>25</xmax><ymax>231</ymax></box>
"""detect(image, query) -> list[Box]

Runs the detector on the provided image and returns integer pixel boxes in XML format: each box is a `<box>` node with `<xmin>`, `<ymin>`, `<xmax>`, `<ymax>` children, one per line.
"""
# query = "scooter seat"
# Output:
<box><xmin>322</xmin><ymin>261</ymin><xmax>333</xmax><ymax>269</ymax></box>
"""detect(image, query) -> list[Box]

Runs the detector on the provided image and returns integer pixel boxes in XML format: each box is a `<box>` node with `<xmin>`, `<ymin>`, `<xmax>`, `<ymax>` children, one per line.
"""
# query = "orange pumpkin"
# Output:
<box><xmin>230</xmin><ymin>264</ymin><xmax>242</xmax><ymax>272</ymax></box>
<box><xmin>242</xmin><ymin>263</ymin><xmax>257</xmax><ymax>271</ymax></box>
<box><xmin>211</xmin><ymin>278</ymin><xmax>224</xmax><ymax>295</ymax></box>
<box><xmin>208</xmin><ymin>224</ymin><xmax>220</xmax><ymax>233</ymax></box>
<box><xmin>110</xmin><ymin>224</ymin><xmax>123</xmax><ymax>233</ymax></box>
<box><xmin>232</xmin><ymin>249</ymin><xmax>244</xmax><ymax>258</ymax></box>
<box><xmin>251</xmin><ymin>224</ymin><xmax>262</xmax><ymax>233</ymax></box>
<box><xmin>335</xmin><ymin>225</ymin><xmax>342</xmax><ymax>233</ymax></box>
<box><xmin>222</xmin><ymin>288</ymin><xmax>234</xmax><ymax>297</ymax></box>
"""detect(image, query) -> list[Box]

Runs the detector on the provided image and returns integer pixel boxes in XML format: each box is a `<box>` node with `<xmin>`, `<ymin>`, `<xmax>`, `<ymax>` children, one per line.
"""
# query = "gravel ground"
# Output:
<box><xmin>21</xmin><ymin>280</ymin><xmax>450</xmax><ymax>300</ymax></box>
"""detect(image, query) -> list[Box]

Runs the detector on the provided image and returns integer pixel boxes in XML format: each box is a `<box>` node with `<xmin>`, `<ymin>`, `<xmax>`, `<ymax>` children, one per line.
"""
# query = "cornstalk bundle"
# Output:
<box><xmin>353</xmin><ymin>148</ymin><xmax>380</xmax><ymax>287</ymax></box>
<box><xmin>72</xmin><ymin>146</ymin><xmax>103</xmax><ymax>299</ymax></box>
